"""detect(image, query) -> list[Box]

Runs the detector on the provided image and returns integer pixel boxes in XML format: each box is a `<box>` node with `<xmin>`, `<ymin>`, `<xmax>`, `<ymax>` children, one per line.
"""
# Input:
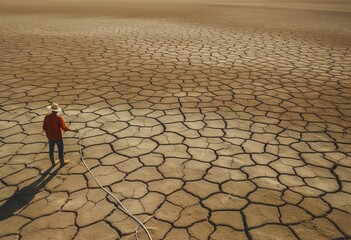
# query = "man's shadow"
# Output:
<box><xmin>0</xmin><ymin>165</ymin><xmax>62</xmax><ymax>221</ymax></box>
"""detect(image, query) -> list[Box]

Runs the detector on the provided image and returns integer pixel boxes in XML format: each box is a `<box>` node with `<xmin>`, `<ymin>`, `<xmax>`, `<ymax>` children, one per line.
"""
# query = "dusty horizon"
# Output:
<box><xmin>0</xmin><ymin>0</ymin><xmax>350</xmax><ymax>47</ymax></box>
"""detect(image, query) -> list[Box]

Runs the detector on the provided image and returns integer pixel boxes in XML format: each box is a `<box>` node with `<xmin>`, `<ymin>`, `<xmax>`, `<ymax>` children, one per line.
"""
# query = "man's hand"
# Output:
<box><xmin>67</xmin><ymin>128</ymin><xmax>78</xmax><ymax>133</ymax></box>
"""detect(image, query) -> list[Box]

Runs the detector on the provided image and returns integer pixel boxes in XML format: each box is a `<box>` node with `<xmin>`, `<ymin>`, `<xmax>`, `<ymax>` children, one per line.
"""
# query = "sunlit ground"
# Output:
<box><xmin>0</xmin><ymin>0</ymin><xmax>350</xmax><ymax>239</ymax></box>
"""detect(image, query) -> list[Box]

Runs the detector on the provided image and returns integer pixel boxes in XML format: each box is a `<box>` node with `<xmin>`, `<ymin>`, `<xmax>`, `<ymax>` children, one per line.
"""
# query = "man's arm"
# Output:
<box><xmin>59</xmin><ymin>116</ymin><xmax>78</xmax><ymax>132</ymax></box>
<box><xmin>43</xmin><ymin>116</ymin><xmax>47</xmax><ymax>133</ymax></box>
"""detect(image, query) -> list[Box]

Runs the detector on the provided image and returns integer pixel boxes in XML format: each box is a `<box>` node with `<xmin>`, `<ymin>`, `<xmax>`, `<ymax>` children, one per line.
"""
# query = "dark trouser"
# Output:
<box><xmin>48</xmin><ymin>139</ymin><xmax>64</xmax><ymax>164</ymax></box>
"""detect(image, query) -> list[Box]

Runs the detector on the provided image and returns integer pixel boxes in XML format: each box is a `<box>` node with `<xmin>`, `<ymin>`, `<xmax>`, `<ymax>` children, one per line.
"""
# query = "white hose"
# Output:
<box><xmin>77</xmin><ymin>131</ymin><xmax>153</xmax><ymax>240</ymax></box>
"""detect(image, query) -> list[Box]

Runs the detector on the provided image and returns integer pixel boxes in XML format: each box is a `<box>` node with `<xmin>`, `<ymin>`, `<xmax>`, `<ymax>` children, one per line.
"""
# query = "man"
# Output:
<box><xmin>43</xmin><ymin>103</ymin><xmax>77</xmax><ymax>165</ymax></box>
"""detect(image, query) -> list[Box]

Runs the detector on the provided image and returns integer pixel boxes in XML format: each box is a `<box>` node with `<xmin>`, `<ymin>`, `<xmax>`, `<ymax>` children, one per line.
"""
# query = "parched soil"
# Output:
<box><xmin>0</xmin><ymin>0</ymin><xmax>350</xmax><ymax>239</ymax></box>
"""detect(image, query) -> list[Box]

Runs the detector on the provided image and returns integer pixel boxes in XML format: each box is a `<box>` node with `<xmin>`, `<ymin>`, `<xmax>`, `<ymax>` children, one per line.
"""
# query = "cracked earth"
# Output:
<box><xmin>0</xmin><ymin>0</ymin><xmax>351</xmax><ymax>239</ymax></box>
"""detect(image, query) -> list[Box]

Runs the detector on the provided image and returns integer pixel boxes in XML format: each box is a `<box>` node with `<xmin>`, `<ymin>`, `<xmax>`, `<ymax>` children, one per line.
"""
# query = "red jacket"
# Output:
<box><xmin>43</xmin><ymin>113</ymin><xmax>69</xmax><ymax>141</ymax></box>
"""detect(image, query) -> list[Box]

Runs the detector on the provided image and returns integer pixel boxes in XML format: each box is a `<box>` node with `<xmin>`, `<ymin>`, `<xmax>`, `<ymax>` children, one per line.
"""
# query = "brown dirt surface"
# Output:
<box><xmin>0</xmin><ymin>0</ymin><xmax>350</xmax><ymax>239</ymax></box>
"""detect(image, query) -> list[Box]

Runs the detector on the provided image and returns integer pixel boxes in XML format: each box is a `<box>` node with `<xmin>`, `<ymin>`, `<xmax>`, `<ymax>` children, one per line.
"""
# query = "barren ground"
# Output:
<box><xmin>0</xmin><ymin>0</ymin><xmax>350</xmax><ymax>239</ymax></box>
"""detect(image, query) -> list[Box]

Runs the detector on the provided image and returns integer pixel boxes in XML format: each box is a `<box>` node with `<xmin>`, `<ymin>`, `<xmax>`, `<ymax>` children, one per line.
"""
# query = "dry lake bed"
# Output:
<box><xmin>0</xmin><ymin>0</ymin><xmax>350</xmax><ymax>239</ymax></box>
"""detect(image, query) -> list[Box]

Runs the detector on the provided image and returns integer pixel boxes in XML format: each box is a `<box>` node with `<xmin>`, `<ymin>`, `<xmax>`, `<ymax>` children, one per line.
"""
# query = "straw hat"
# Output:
<box><xmin>47</xmin><ymin>103</ymin><xmax>61</xmax><ymax>112</ymax></box>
